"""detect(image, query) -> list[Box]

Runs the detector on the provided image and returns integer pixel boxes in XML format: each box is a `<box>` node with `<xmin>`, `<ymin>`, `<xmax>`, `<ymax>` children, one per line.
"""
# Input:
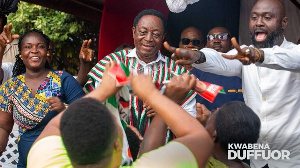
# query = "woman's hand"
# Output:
<box><xmin>47</xmin><ymin>97</ymin><xmax>66</xmax><ymax>113</ymax></box>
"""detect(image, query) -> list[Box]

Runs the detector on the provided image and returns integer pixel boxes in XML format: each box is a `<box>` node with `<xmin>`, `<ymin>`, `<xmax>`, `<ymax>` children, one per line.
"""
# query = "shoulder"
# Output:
<box><xmin>133</xmin><ymin>141</ymin><xmax>198</xmax><ymax>168</ymax></box>
<box><xmin>28</xmin><ymin>136</ymin><xmax>72</xmax><ymax>168</ymax></box>
<box><xmin>205</xmin><ymin>157</ymin><xmax>229</xmax><ymax>168</ymax></box>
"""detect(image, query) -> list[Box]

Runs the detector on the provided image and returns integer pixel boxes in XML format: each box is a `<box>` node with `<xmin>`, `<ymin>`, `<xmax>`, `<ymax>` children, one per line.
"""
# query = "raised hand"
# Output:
<box><xmin>130</xmin><ymin>74</ymin><xmax>156</xmax><ymax>101</ymax></box>
<box><xmin>164</xmin><ymin>73</ymin><xmax>196</xmax><ymax>104</ymax></box>
<box><xmin>84</xmin><ymin>61</ymin><xmax>123</xmax><ymax>102</ymax></box>
<box><xmin>79</xmin><ymin>39</ymin><xmax>93</xmax><ymax>62</ymax></box>
<box><xmin>195</xmin><ymin>103</ymin><xmax>211</xmax><ymax>126</ymax></box>
<box><xmin>221</xmin><ymin>37</ymin><xmax>262</xmax><ymax>64</ymax></box>
<box><xmin>164</xmin><ymin>41</ymin><xmax>203</xmax><ymax>65</ymax></box>
<box><xmin>0</xmin><ymin>23</ymin><xmax>19</xmax><ymax>49</ymax></box>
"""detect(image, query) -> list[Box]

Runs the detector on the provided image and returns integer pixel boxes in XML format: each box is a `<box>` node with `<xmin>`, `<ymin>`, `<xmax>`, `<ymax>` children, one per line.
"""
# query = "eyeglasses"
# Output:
<box><xmin>181</xmin><ymin>38</ymin><xmax>202</xmax><ymax>46</ymax></box>
<box><xmin>207</xmin><ymin>33</ymin><xmax>230</xmax><ymax>41</ymax></box>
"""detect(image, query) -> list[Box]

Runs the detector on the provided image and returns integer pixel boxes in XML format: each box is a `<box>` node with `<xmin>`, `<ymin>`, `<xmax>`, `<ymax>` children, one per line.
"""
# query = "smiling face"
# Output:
<box><xmin>21</xmin><ymin>32</ymin><xmax>48</xmax><ymax>71</ymax></box>
<box><xmin>132</xmin><ymin>15</ymin><xmax>165</xmax><ymax>63</ymax></box>
<box><xmin>206</xmin><ymin>27</ymin><xmax>232</xmax><ymax>53</ymax></box>
<box><xmin>249</xmin><ymin>0</ymin><xmax>287</xmax><ymax>48</ymax></box>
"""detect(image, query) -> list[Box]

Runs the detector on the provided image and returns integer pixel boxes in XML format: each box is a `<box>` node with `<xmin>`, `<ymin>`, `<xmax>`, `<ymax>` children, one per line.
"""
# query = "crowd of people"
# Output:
<box><xmin>0</xmin><ymin>0</ymin><xmax>299</xmax><ymax>167</ymax></box>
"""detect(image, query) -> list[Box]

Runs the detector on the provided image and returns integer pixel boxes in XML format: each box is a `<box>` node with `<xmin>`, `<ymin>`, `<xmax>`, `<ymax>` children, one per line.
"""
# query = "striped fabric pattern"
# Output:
<box><xmin>84</xmin><ymin>49</ymin><xmax>196</xmax><ymax>134</ymax></box>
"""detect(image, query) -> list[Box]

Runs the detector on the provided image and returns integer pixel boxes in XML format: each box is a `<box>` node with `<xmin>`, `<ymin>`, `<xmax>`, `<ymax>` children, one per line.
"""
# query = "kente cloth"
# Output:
<box><xmin>84</xmin><ymin>49</ymin><xmax>196</xmax><ymax>135</ymax></box>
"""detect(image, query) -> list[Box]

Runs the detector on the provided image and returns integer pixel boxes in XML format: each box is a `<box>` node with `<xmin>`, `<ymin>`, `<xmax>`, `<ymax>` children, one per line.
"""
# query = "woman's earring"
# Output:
<box><xmin>47</xmin><ymin>53</ymin><xmax>50</xmax><ymax>57</ymax></box>
<box><xmin>19</xmin><ymin>55</ymin><xmax>22</xmax><ymax>58</ymax></box>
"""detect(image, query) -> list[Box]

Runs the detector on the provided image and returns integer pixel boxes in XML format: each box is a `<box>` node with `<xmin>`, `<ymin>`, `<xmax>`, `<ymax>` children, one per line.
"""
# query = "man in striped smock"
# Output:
<box><xmin>84</xmin><ymin>9</ymin><xmax>197</xmax><ymax>139</ymax></box>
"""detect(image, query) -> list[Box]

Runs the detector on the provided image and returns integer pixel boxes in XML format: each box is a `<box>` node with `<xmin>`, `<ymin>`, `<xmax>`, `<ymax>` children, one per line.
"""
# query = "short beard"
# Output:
<box><xmin>250</xmin><ymin>26</ymin><xmax>282</xmax><ymax>49</ymax></box>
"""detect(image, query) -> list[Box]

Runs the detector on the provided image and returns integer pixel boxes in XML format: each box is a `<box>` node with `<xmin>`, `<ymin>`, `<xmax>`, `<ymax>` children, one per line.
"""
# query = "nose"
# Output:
<box><xmin>144</xmin><ymin>32</ymin><xmax>153</xmax><ymax>41</ymax></box>
<box><xmin>255</xmin><ymin>17</ymin><xmax>264</xmax><ymax>27</ymax></box>
<box><xmin>186</xmin><ymin>41</ymin><xmax>195</xmax><ymax>48</ymax></box>
<box><xmin>31</xmin><ymin>46</ymin><xmax>39</xmax><ymax>53</ymax></box>
<box><xmin>213</xmin><ymin>37</ymin><xmax>221</xmax><ymax>43</ymax></box>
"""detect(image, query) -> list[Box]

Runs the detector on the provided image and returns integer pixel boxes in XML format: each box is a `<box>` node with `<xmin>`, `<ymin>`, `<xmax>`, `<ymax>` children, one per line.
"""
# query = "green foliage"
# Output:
<box><xmin>7</xmin><ymin>1</ymin><xmax>99</xmax><ymax>75</ymax></box>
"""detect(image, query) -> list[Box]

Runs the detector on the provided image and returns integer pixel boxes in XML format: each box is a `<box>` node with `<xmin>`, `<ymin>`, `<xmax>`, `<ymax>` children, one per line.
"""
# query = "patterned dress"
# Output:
<box><xmin>0</xmin><ymin>70</ymin><xmax>85</xmax><ymax>167</ymax></box>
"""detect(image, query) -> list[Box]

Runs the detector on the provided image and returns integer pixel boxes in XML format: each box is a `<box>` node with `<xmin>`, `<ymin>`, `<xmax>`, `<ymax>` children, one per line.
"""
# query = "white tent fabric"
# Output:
<box><xmin>166</xmin><ymin>0</ymin><xmax>199</xmax><ymax>13</ymax></box>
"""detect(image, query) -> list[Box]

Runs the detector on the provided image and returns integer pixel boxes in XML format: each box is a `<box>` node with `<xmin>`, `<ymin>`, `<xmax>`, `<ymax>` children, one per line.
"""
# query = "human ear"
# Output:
<box><xmin>281</xmin><ymin>17</ymin><xmax>288</xmax><ymax>30</ymax></box>
<box><xmin>132</xmin><ymin>27</ymin><xmax>136</xmax><ymax>38</ymax></box>
<box><xmin>212</xmin><ymin>130</ymin><xmax>217</xmax><ymax>142</ymax></box>
<box><xmin>114</xmin><ymin>139</ymin><xmax>122</xmax><ymax>151</ymax></box>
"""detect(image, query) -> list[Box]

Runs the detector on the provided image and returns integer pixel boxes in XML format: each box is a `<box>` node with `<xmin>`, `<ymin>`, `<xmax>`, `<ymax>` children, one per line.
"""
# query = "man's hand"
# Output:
<box><xmin>100</xmin><ymin>61</ymin><xmax>122</xmax><ymax>98</ymax></box>
<box><xmin>222</xmin><ymin>37</ymin><xmax>263</xmax><ymax>64</ymax></box>
<box><xmin>85</xmin><ymin>61</ymin><xmax>122</xmax><ymax>102</ymax></box>
<box><xmin>79</xmin><ymin>39</ymin><xmax>93</xmax><ymax>62</ymax></box>
<box><xmin>196</xmin><ymin>103</ymin><xmax>211</xmax><ymax>126</ymax></box>
<box><xmin>164</xmin><ymin>73</ymin><xmax>196</xmax><ymax>104</ymax></box>
<box><xmin>143</xmin><ymin>101</ymin><xmax>156</xmax><ymax>118</ymax></box>
<box><xmin>163</xmin><ymin>41</ymin><xmax>202</xmax><ymax>65</ymax></box>
<box><xmin>47</xmin><ymin>97</ymin><xmax>66</xmax><ymax>113</ymax></box>
<box><xmin>130</xmin><ymin>74</ymin><xmax>157</xmax><ymax>101</ymax></box>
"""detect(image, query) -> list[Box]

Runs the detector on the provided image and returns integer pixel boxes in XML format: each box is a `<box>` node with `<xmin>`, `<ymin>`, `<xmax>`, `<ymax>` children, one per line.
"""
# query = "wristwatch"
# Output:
<box><xmin>191</xmin><ymin>49</ymin><xmax>206</xmax><ymax>64</ymax></box>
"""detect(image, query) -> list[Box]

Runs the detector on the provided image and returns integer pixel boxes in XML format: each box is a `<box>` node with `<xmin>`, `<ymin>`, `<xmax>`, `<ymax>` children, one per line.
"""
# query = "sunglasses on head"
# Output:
<box><xmin>181</xmin><ymin>38</ymin><xmax>202</xmax><ymax>46</ymax></box>
<box><xmin>207</xmin><ymin>33</ymin><xmax>230</xmax><ymax>41</ymax></box>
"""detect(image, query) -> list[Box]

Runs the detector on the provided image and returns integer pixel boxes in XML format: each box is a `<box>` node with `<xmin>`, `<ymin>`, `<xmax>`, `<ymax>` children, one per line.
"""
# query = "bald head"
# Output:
<box><xmin>179</xmin><ymin>27</ymin><xmax>204</xmax><ymax>50</ymax></box>
<box><xmin>253</xmin><ymin>0</ymin><xmax>285</xmax><ymax>19</ymax></box>
<box><xmin>206</xmin><ymin>27</ymin><xmax>232</xmax><ymax>53</ymax></box>
<box><xmin>249</xmin><ymin>0</ymin><xmax>288</xmax><ymax>48</ymax></box>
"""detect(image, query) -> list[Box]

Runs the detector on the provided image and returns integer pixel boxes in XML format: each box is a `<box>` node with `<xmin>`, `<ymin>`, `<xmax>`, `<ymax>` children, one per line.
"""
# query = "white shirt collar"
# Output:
<box><xmin>127</xmin><ymin>48</ymin><xmax>167</xmax><ymax>65</ymax></box>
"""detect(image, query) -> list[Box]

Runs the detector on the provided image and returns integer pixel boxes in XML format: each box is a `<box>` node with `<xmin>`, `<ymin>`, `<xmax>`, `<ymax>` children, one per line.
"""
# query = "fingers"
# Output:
<box><xmin>221</xmin><ymin>53</ymin><xmax>237</xmax><ymax>60</ymax></box>
<box><xmin>87</xmin><ymin>39</ymin><xmax>92</xmax><ymax>49</ymax></box>
<box><xmin>231</xmin><ymin>37</ymin><xmax>243</xmax><ymax>54</ymax></box>
<box><xmin>82</xmin><ymin>40</ymin><xmax>88</xmax><ymax>49</ymax></box>
<box><xmin>7</xmin><ymin>23</ymin><xmax>13</xmax><ymax>33</ymax></box>
<box><xmin>188</xmin><ymin>74</ymin><xmax>197</xmax><ymax>88</ymax></box>
<box><xmin>146</xmin><ymin>111</ymin><xmax>156</xmax><ymax>118</ymax></box>
<box><xmin>163</xmin><ymin>41</ymin><xmax>176</xmax><ymax>53</ymax></box>
<box><xmin>175</xmin><ymin>59</ymin><xmax>192</xmax><ymax>65</ymax></box>
<box><xmin>12</xmin><ymin>34</ymin><xmax>19</xmax><ymax>39</ymax></box>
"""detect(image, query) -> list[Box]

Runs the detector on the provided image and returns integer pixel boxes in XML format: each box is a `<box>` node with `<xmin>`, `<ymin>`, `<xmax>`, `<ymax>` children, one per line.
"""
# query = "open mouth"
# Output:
<box><xmin>142</xmin><ymin>44</ymin><xmax>154</xmax><ymax>50</ymax></box>
<box><xmin>30</xmin><ymin>56</ymin><xmax>41</xmax><ymax>61</ymax></box>
<box><xmin>255</xmin><ymin>32</ymin><xmax>267</xmax><ymax>42</ymax></box>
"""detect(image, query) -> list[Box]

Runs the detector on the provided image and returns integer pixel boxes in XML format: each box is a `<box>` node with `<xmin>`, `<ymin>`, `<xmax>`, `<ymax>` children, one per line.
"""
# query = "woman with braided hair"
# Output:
<box><xmin>0</xmin><ymin>28</ymin><xmax>85</xmax><ymax>167</ymax></box>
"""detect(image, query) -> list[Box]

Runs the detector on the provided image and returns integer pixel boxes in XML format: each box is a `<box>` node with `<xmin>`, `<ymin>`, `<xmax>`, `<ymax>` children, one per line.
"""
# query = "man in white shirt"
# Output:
<box><xmin>164</xmin><ymin>0</ymin><xmax>300</xmax><ymax>167</ymax></box>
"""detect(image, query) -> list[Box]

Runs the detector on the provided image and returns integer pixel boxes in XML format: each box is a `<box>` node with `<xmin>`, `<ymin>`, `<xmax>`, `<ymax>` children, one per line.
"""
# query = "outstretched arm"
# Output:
<box><xmin>131</xmin><ymin>73</ymin><xmax>212</xmax><ymax>167</ymax></box>
<box><xmin>35</xmin><ymin>62</ymin><xmax>121</xmax><ymax>143</ymax></box>
<box><xmin>164</xmin><ymin>41</ymin><xmax>242</xmax><ymax>77</ymax></box>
